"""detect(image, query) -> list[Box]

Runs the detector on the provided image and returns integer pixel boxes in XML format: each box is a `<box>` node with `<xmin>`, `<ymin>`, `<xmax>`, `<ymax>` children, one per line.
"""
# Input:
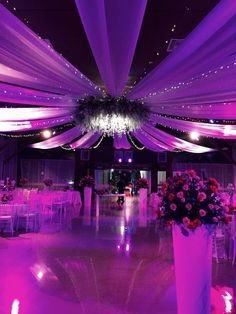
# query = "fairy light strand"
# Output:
<box><xmin>93</xmin><ymin>134</ymin><xmax>105</xmax><ymax>149</ymax></box>
<box><xmin>127</xmin><ymin>133</ymin><xmax>145</xmax><ymax>150</ymax></box>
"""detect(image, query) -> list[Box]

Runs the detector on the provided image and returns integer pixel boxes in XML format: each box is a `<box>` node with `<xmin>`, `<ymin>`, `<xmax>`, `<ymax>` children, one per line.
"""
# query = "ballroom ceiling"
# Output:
<box><xmin>1</xmin><ymin>0</ymin><xmax>220</xmax><ymax>87</ymax></box>
<box><xmin>2</xmin><ymin>0</ymin><xmax>234</xmax><ymax>154</ymax></box>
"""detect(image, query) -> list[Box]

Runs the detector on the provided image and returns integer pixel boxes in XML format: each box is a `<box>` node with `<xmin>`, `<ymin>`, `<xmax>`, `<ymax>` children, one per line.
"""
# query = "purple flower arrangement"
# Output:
<box><xmin>79</xmin><ymin>175</ymin><xmax>95</xmax><ymax>188</ymax></box>
<box><xmin>160</xmin><ymin>170</ymin><xmax>231</xmax><ymax>229</ymax></box>
<box><xmin>135</xmin><ymin>178</ymin><xmax>149</xmax><ymax>189</ymax></box>
<box><xmin>43</xmin><ymin>178</ymin><xmax>53</xmax><ymax>187</ymax></box>
<box><xmin>19</xmin><ymin>177</ymin><xmax>29</xmax><ymax>186</ymax></box>
<box><xmin>1</xmin><ymin>193</ymin><xmax>13</xmax><ymax>203</ymax></box>
<box><xmin>96</xmin><ymin>189</ymin><xmax>106</xmax><ymax>195</ymax></box>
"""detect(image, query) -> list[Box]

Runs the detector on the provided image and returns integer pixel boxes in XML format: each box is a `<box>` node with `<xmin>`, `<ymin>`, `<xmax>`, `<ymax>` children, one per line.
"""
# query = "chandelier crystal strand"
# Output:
<box><xmin>75</xmin><ymin>96</ymin><xmax>150</xmax><ymax>137</ymax></box>
<box><xmin>89</xmin><ymin>113</ymin><xmax>140</xmax><ymax>136</ymax></box>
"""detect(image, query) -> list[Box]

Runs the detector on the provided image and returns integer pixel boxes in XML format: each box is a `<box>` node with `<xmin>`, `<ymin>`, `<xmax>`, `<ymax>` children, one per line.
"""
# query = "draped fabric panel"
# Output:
<box><xmin>154</xmin><ymin>115</ymin><xmax>236</xmax><ymax>139</ymax></box>
<box><xmin>142</xmin><ymin>124</ymin><xmax>214</xmax><ymax>153</ymax></box>
<box><xmin>127</xmin><ymin>0</ymin><xmax>236</xmax><ymax>122</ymax></box>
<box><xmin>0</xmin><ymin>106</ymin><xmax>74</xmax><ymax>132</ymax></box>
<box><xmin>75</xmin><ymin>0</ymin><xmax>147</xmax><ymax>96</ymax></box>
<box><xmin>31</xmin><ymin>127</ymin><xmax>81</xmax><ymax>149</ymax></box>
<box><xmin>151</xmin><ymin>103</ymin><xmax>236</xmax><ymax>120</ymax></box>
<box><xmin>0</xmin><ymin>83</ymin><xmax>76</xmax><ymax>107</ymax></box>
<box><xmin>0</xmin><ymin>1</ymin><xmax>235</xmax><ymax>154</ymax></box>
<box><xmin>0</xmin><ymin>108</ymin><xmax>72</xmax><ymax>121</ymax></box>
<box><xmin>132</xmin><ymin>130</ymin><xmax>170</xmax><ymax>152</ymax></box>
<box><xmin>70</xmin><ymin>132</ymin><xmax>101</xmax><ymax>149</ymax></box>
<box><xmin>128</xmin><ymin>0</ymin><xmax>236</xmax><ymax>102</ymax></box>
<box><xmin>113</xmin><ymin>133</ymin><xmax>131</xmax><ymax>149</ymax></box>
<box><xmin>0</xmin><ymin>4</ymin><xmax>100</xmax><ymax>97</ymax></box>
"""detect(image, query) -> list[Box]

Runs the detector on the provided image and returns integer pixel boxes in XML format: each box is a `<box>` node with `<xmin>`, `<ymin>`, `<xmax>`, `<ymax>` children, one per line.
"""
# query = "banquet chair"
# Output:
<box><xmin>52</xmin><ymin>192</ymin><xmax>68</xmax><ymax>225</ymax></box>
<box><xmin>213</xmin><ymin>223</ymin><xmax>226</xmax><ymax>263</ymax></box>
<box><xmin>231</xmin><ymin>215</ymin><xmax>236</xmax><ymax>265</ymax></box>
<box><xmin>41</xmin><ymin>193</ymin><xmax>54</xmax><ymax>223</ymax></box>
<box><xmin>71</xmin><ymin>191</ymin><xmax>82</xmax><ymax>216</ymax></box>
<box><xmin>0</xmin><ymin>204</ymin><xmax>14</xmax><ymax>236</ymax></box>
<box><xmin>16</xmin><ymin>204</ymin><xmax>40</xmax><ymax>232</ymax></box>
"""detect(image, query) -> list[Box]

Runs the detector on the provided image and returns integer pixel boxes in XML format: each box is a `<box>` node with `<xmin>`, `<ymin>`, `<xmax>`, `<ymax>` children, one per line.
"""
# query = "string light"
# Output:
<box><xmin>60</xmin><ymin>145</ymin><xmax>73</xmax><ymax>151</ymax></box>
<box><xmin>3</xmin><ymin>0</ymin><xmax>101</xmax><ymax>95</ymax></box>
<box><xmin>93</xmin><ymin>134</ymin><xmax>105</xmax><ymax>148</ymax></box>
<box><xmin>127</xmin><ymin>133</ymin><xmax>145</xmax><ymax>150</ymax></box>
<box><xmin>140</xmin><ymin>60</ymin><xmax>236</xmax><ymax>101</ymax></box>
<box><xmin>0</xmin><ymin>124</ymin><xmax>72</xmax><ymax>138</ymax></box>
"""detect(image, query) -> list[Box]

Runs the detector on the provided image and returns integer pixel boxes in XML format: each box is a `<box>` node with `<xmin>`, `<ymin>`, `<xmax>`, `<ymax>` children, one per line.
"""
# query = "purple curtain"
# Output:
<box><xmin>113</xmin><ymin>133</ymin><xmax>131</xmax><ymax>149</ymax></box>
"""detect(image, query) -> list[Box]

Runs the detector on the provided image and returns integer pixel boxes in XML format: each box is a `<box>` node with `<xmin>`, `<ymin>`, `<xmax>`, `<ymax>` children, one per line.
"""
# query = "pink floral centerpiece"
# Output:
<box><xmin>2</xmin><ymin>177</ymin><xmax>15</xmax><ymax>191</ymax></box>
<box><xmin>1</xmin><ymin>193</ymin><xmax>13</xmax><ymax>203</ymax></box>
<box><xmin>43</xmin><ymin>178</ymin><xmax>53</xmax><ymax>187</ymax></box>
<box><xmin>19</xmin><ymin>177</ymin><xmax>29</xmax><ymax>187</ymax></box>
<box><xmin>135</xmin><ymin>178</ymin><xmax>149</xmax><ymax>189</ymax></box>
<box><xmin>96</xmin><ymin>189</ymin><xmax>106</xmax><ymax>195</ymax></box>
<box><xmin>160</xmin><ymin>170</ymin><xmax>231</xmax><ymax>314</ymax></box>
<box><xmin>79</xmin><ymin>175</ymin><xmax>95</xmax><ymax>188</ymax></box>
<box><xmin>160</xmin><ymin>169</ymin><xmax>230</xmax><ymax>230</ymax></box>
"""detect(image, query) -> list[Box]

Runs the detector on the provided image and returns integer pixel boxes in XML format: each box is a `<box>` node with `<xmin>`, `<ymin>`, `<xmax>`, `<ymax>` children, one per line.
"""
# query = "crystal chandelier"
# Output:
<box><xmin>75</xmin><ymin>96</ymin><xmax>150</xmax><ymax>137</ymax></box>
<box><xmin>88</xmin><ymin>113</ymin><xmax>141</xmax><ymax>136</ymax></box>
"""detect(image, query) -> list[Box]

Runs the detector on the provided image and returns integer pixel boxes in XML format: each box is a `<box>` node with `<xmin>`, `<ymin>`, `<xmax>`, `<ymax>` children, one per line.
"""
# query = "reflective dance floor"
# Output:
<box><xmin>0</xmin><ymin>196</ymin><xmax>235</xmax><ymax>313</ymax></box>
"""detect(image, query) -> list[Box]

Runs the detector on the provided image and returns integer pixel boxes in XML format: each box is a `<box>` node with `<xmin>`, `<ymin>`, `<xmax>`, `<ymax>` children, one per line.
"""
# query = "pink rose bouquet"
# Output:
<box><xmin>160</xmin><ymin>170</ymin><xmax>230</xmax><ymax>229</ymax></box>
<box><xmin>79</xmin><ymin>175</ymin><xmax>95</xmax><ymax>188</ymax></box>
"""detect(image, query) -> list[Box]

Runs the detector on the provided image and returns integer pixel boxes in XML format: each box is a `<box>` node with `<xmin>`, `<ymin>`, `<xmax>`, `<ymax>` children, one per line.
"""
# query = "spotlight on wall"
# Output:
<box><xmin>118</xmin><ymin>158</ymin><xmax>122</xmax><ymax>163</ymax></box>
<box><xmin>42</xmin><ymin>129</ymin><xmax>52</xmax><ymax>138</ymax></box>
<box><xmin>128</xmin><ymin>158</ymin><xmax>132</xmax><ymax>163</ymax></box>
<box><xmin>190</xmin><ymin>131</ymin><xmax>199</xmax><ymax>141</ymax></box>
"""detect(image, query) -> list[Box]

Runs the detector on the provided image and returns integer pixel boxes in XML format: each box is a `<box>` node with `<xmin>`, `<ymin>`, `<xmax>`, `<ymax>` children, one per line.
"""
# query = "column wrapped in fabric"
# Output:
<box><xmin>139</xmin><ymin>188</ymin><xmax>147</xmax><ymax>215</ymax></box>
<box><xmin>84</xmin><ymin>186</ymin><xmax>92</xmax><ymax>216</ymax></box>
<box><xmin>172</xmin><ymin>224</ymin><xmax>212</xmax><ymax>314</ymax></box>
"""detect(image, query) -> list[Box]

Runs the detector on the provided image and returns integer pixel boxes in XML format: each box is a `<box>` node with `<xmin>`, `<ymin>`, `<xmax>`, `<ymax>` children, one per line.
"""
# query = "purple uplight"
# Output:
<box><xmin>125</xmin><ymin>243</ymin><xmax>130</xmax><ymax>252</ymax></box>
<box><xmin>128</xmin><ymin>158</ymin><xmax>132</xmax><ymax>163</ymax></box>
<box><xmin>118</xmin><ymin>158</ymin><xmax>122</xmax><ymax>163</ymax></box>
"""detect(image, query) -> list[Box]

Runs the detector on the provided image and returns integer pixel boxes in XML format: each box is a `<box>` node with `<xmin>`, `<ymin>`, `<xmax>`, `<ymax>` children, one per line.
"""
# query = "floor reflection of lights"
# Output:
<box><xmin>0</xmin><ymin>197</ymin><xmax>235</xmax><ymax>313</ymax></box>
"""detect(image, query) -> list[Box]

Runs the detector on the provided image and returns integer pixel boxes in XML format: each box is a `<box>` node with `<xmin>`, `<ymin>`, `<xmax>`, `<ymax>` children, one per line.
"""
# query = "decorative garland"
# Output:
<box><xmin>75</xmin><ymin>96</ymin><xmax>150</xmax><ymax>136</ymax></box>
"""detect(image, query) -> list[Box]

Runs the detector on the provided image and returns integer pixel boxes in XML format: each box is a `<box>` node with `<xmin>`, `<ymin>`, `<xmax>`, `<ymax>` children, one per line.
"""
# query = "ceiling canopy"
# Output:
<box><xmin>0</xmin><ymin>0</ymin><xmax>235</xmax><ymax>153</ymax></box>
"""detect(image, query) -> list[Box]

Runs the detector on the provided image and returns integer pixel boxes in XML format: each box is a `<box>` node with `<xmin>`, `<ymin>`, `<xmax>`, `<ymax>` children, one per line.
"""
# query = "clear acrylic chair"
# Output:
<box><xmin>213</xmin><ymin>223</ymin><xmax>226</xmax><ymax>263</ymax></box>
<box><xmin>0</xmin><ymin>204</ymin><xmax>14</xmax><ymax>236</ymax></box>
<box><xmin>52</xmin><ymin>192</ymin><xmax>69</xmax><ymax>227</ymax></box>
<box><xmin>16</xmin><ymin>203</ymin><xmax>40</xmax><ymax>232</ymax></box>
<box><xmin>231</xmin><ymin>215</ymin><xmax>236</xmax><ymax>265</ymax></box>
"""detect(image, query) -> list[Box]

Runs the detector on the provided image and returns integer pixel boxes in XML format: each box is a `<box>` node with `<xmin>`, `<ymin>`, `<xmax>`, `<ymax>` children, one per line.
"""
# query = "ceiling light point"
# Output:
<box><xmin>190</xmin><ymin>131</ymin><xmax>200</xmax><ymax>141</ymax></box>
<box><xmin>42</xmin><ymin>129</ymin><xmax>52</xmax><ymax>138</ymax></box>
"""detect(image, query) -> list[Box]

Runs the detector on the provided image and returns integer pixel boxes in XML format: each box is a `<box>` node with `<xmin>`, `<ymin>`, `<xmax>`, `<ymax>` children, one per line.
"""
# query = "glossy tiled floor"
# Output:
<box><xmin>0</xmin><ymin>196</ymin><xmax>235</xmax><ymax>313</ymax></box>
